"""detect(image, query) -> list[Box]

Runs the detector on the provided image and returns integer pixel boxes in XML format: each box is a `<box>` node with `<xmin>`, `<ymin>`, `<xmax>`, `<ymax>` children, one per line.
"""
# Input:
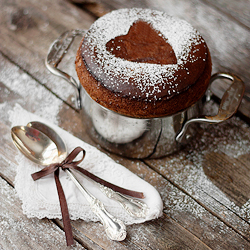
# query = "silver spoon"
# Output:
<box><xmin>11</xmin><ymin>125</ymin><xmax>126</xmax><ymax>241</ymax></box>
<box><xmin>27</xmin><ymin>121</ymin><xmax>148</xmax><ymax>219</ymax></box>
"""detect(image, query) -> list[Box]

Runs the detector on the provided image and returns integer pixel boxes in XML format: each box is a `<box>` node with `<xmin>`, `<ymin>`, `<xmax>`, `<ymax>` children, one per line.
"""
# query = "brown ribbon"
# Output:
<box><xmin>31</xmin><ymin>146</ymin><xmax>144</xmax><ymax>246</ymax></box>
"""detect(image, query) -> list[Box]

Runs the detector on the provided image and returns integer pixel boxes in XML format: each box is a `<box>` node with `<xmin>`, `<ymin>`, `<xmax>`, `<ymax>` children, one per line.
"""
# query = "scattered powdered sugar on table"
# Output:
<box><xmin>0</xmin><ymin>55</ymin><xmax>62</xmax><ymax>124</ymax></box>
<box><xmin>153</xmin><ymin>100</ymin><xmax>250</xmax><ymax>226</ymax></box>
<box><xmin>189</xmin><ymin>101</ymin><xmax>250</xmax><ymax>158</ymax></box>
<box><xmin>0</xmin><ymin>177</ymin><xmax>82</xmax><ymax>249</ymax></box>
<box><xmin>82</xmin><ymin>8</ymin><xmax>206</xmax><ymax>100</ymax></box>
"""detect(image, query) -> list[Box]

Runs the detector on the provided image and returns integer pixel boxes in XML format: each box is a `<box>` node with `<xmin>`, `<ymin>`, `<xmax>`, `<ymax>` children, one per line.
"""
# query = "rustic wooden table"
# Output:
<box><xmin>1</xmin><ymin>0</ymin><xmax>250</xmax><ymax>249</ymax></box>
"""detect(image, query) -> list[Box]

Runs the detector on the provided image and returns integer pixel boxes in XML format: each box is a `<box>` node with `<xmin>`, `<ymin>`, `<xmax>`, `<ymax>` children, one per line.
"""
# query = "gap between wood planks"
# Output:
<box><xmin>2</xmin><ymin>7</ymin><xmax>250</xmax><ymax>246</ymax></box>
<box><xmin>70</xmin><ymin>0</ymin><xmax>250</xmax><ymax>31</ymax></box>
<box><xmin>0</xmin><ymin>50</ymin><xmax>79</xmax><ymax>112</ymax></box>
<box><xmin>142</xmin><ymin>159</ymin><xmax>250</xmax><ymax>243</ymax></box>
<box><xmin>2</xmin><ymin>40</ymin><xmax>250</xmax><ymax>244</ymax></box>
<box><xmin>51</xmin><ymin>218</ymin><xmax>96</xmax><ymax>249</ymax></box>
<box><xmin>200</xmin><ymin>0</ymin><xmax>250</xmax><ymax>31</ymax></box>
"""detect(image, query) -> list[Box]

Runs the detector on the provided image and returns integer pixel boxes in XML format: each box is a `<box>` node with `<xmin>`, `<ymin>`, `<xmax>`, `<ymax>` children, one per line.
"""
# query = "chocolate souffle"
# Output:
<box><xmin>75</xmin><ymin>8</ymin><xmax>212</xmax><ymax>118</ymax></box>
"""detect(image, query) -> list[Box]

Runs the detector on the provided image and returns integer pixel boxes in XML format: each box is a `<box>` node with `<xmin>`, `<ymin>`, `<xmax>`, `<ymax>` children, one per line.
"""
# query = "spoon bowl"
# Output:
<box><xmin>11</xmin><ymin>126</ymin><xmax>65</xmax><ymax>166</ymax></box>
<box><xmin>27</xmin><ymin>121</ymin><xmax>67</xmax><ymax>160</ymax></box>
<box><xmin>11</xmin><ymin>122</ymin><xmax>127</xmax><ymax>241</ymax></box>
<box><xmin>27</xmin><ymin>121</ymin><xmax>149</xmax><ymax>218</ymax></box>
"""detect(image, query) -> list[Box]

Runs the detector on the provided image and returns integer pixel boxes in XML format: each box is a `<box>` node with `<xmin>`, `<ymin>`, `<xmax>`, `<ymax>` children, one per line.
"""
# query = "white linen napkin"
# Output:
<box><xmin>9</xmin><ymin>104</ymin><xmax>163</xmax><ymax>225</ymax></box>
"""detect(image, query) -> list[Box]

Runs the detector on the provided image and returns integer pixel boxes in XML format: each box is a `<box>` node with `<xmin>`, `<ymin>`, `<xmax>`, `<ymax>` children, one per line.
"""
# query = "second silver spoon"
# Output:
<box><xmin>11</xmin><ymin>125</ymin><xmax>126</xmax><ymax>241</ymax></box>
<box><xmin>27</xmin><ymin>121</ymin><xmax>149</xmax><ymax>219</ymax></box>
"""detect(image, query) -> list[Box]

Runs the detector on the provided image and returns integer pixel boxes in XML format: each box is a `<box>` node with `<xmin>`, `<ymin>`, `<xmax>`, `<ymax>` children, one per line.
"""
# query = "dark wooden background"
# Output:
<box><xmin>0</xmin><ymin>0</ymin><xmax>250</xmax><ymax>249</ymax></box>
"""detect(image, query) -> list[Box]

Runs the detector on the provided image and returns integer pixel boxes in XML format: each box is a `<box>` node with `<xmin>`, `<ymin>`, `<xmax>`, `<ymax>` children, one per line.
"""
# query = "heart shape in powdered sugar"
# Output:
<box><xmin>106</xmin><ymin>20</ymin><xmax>177</xmax><ymax>65</ymax></box>
<box><xmin>82</xmin><ymin>8</ymin><xmax>206</xmax><ymax>100</ymax></box>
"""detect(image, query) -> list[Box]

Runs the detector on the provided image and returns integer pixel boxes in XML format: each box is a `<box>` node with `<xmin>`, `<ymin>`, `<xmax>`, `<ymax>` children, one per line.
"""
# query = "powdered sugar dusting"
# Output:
<box><xmin>148</xmin><ymin>100</ymin><xmax>250</xmax><ymax>233</ymax></box>
<box><xmin>0</xmin><ymin>53</ymin><xmax>62</xmax><ymax>125</ymax></box>
<box><xmin>82</xmin><ymin>8</ymin><xmax>207</xmax><ymax>100</ymax></box>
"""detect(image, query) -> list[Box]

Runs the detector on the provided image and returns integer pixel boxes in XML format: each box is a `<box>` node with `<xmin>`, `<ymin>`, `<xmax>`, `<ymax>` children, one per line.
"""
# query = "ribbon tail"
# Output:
<box><xmin>72</xmin><ymin>166</ymin><xmax>145</xmax><ymax>199</ymax></box>
<box><xmin>54</xmin><ymin>168</ymin><xmax>74</xmax><ymax>246</ymax></box>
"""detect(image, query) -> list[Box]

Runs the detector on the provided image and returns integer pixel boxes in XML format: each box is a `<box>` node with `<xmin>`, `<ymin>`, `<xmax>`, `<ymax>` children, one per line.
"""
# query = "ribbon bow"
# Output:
<box><xmin>31</xmin><ymin>147</ymin><xmax>144</xmax><ymax>246</ymax></box>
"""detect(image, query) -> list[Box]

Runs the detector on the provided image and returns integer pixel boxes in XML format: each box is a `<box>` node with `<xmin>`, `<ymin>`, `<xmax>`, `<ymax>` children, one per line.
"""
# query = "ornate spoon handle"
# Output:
<box><xmin>99</xmin><ymin>185</ymin><xmax>149</xmax><ymax>218</ymax></box>
<box><xmin>65</xmin><ymin>169</ymin><xmax>126</xmax><ymax>241</ymax></box>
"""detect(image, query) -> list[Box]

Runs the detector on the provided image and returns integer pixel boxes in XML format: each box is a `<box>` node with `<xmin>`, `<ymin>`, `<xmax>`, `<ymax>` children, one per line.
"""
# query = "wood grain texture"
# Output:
<box><xmin>1</xmin><ymin>0</ymin><xmax>250</xmax><ymax>248</ymax></box>
<box><xmin>203</xmin><ymin>151</ymin><xmax>250</xmax><ymax>207</ymax></box>
<box><xmin>0</xmin><ymin>177</ymin><xmax>83</xmax><ymax>249</ymax></box>
<box><xmin>145</xmin><ymin>114</ymin><xmax>250</xmax><ymax>243</ymax></box>
<box><xmin>2</xmin><ymin>0</ymin><xmax>250</xmax><ymax>119</ymax></box>
<box><xmin>3</xmin><ymin>52</ymin><xmax>250</xmax><ymax>249</ymax></box>
<box><xmin>201</xmin><ymin>0</ymin><xmax>250</xmax><ymax>29</ymax></box>
<box><xmin>0</xmin><ymin>0</ymin><xmax>95</xmax><ymax>105</ymax></box>
<box><xmin>0</xmin><ymin>53</ymin><xmax>216</xmax><ymax>249</ymax></box>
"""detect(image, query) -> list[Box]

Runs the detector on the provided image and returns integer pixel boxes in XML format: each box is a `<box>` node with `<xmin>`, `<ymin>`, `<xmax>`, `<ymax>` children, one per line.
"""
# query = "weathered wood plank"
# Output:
<box><xmin>0</xmin><ymin>52</ymin><xmax>215</xmax><ymax>250</ymax></box>
<box><xmin>0</xmin><ymin>176</ymin><xmax>84</xmax><ymax>249</ymax></box>
<box><xmin>203</xmin><ymin>151</ymin><xmax>250</xmax><ymax>207</ymax></box>
<box><xmin>0</xmin><ymin>0</ymin><xmax>95</xmax><ymax>105</ymax></box>
<box><xmin>1</xmin><ymin>0</ymin><xmax>250</xmax><ymax>248</ymax></box>
<box><xmin>1</xmin><ymin>0</ymin><xmax>250</xmax><ymax>120</ymax></box>
<box><xmin>201</xmin><ymin>0</ymin><xmax>250</xmax><ymax>29</ymax></box>
<box><xmin>145</xmin><ymin>104</ymin><xmax>250</xmax><ymax>243</ymax></box>
<box><xmin>66</xmin><ymin>216</ymin><xmax>212</xmax><ymax>250</ymax></box>
<box><xmin>109</xmin><ymin>153</ymin><xmax>250</xmax><ymax>249</ymax></box>
<box><xmin>3</xmin><ymin>51</ymin><xmax>250</xmax><ymax>249</ymax></box>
